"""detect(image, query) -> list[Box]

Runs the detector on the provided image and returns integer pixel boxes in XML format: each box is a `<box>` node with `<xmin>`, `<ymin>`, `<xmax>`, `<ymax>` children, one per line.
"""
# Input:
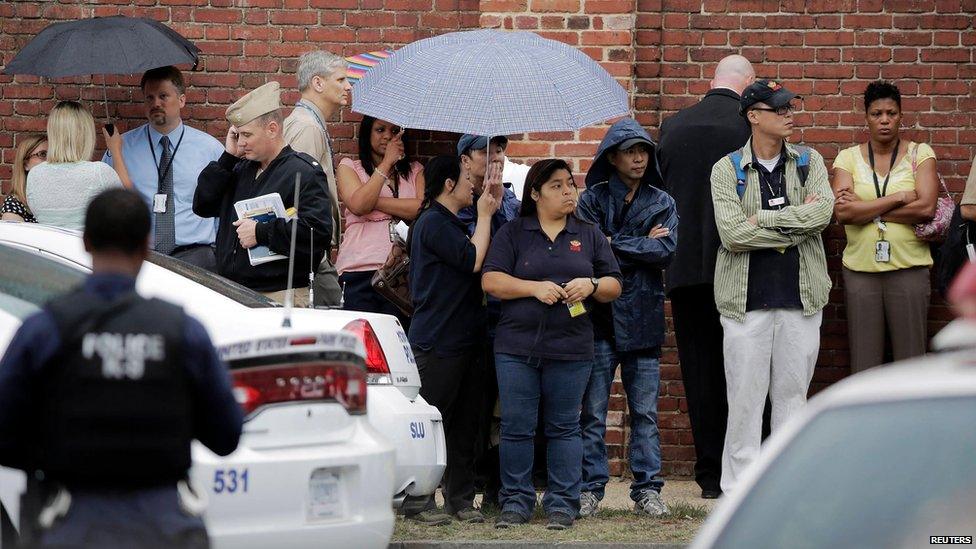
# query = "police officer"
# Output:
<box><xmin>0</xmin><ymin>188</ymin><xmax>243</xmax><ymax>548</ymax></box>
<box><xmin>193</xmin><ymin>81</ymin><xmax>334</xmax><ymax>306</ymax></box>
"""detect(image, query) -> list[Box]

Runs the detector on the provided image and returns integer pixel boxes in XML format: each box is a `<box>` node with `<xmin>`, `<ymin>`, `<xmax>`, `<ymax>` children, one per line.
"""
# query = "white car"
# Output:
<box><xmin>691</xmin><ymin>353</ymin><xmax>976</xmax><ymax>549</ymax></box>
<box><xmin>0</xmin><ymin>222</ymin><xmax>446</xmax><ymax>511</ymax></box>
<box><xmin>0</xmin><ymin>244</ymin><xmax>395</xmax><ymax>548</ymax></box>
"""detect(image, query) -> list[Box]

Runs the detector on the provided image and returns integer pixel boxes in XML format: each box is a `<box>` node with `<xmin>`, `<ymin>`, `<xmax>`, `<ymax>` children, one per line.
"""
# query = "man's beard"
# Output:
<box><xmin>150</xmin><ymin>111</ymin><xmax>168</xmax><ymax>126</ymax></box>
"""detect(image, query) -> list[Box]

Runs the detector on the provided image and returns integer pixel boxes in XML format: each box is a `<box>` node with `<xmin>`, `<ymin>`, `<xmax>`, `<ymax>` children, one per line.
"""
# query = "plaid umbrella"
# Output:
<box><xmin>351</xmin><ymin>29</ymin><xmax>629</xmax><ymax>136</ymax></box>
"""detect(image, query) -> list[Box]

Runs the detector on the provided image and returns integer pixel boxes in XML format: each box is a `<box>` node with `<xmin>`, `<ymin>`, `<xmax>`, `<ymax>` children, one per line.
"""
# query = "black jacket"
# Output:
<box><xmin>657</xmin><ymin>88</ymin><xmax>751</xmax><ymax>293</ymax></box>
<box><xmin>194</xmin><ymin>146</ymin><xmax>333</xmax><ymax>292</ymax></box>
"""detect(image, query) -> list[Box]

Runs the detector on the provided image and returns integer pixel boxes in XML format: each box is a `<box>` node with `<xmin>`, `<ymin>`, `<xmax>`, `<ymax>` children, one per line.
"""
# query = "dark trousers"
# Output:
<box><xmin>170</xmin><ymin>244</ymin><xmax>216</xmax><ymax>273</ymax></box>
<box><xmin>670</xmin><ymin>285</ymin><xmax>727</xmax><ymax>493</ymax></box>
<box><xmin>414</xmin><ymin>345</ymin><xmax>484</xmax><ymax>514</ymax></box>
<box><xmin>340</xmin><ymin>270</ymin><xmax>410</xmax><ymax>330</ymax></box>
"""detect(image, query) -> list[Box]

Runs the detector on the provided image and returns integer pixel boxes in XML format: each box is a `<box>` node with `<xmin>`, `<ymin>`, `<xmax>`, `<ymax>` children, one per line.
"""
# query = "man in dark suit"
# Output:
<box><xmin>656</xmin><ymin>54</ymin><xmax>754</xmax><ymax>499</ymax></box>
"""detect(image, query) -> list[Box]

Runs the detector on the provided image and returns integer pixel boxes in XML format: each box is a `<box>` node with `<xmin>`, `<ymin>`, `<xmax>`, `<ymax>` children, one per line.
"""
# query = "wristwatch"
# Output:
<box><xmin>590</xmin><ymin>277</ymin><xmax>600</xmax><ymax>291</ymax></box>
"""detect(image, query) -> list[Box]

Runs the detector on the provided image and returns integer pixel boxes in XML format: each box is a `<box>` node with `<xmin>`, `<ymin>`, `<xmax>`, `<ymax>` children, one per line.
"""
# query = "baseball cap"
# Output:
<box><xmin>740</xmin><ymin>79</ymin><xmax>800</xmax><ymax>116</ymax></box>
<box><xmin>616</xmin><ymin>136</ymin><xmax>653</xmax><ymax>152</ymax></box>
<box><xmin>457</xmin><ymin>134</ymin><xmax>509</xmax><ymax>156</ymax></box>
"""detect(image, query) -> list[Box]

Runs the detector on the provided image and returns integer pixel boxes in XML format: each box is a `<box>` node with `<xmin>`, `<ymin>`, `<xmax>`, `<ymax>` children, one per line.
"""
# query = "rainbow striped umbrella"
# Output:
<box><xmin>345</xmin><ymin>50</ymin><xmax>394</xmax><ymax>85</ymax></box>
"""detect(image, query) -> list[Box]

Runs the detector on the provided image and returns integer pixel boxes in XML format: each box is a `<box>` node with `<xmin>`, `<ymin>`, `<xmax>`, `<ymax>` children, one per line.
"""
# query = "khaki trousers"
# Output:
<box><xmin>842</xmin><ymin>266</ymin><xmax>930</xmax><ymax>374</ymax></box>
<box><xmin>261</xmin><ymin>288</ymin><xmax>312</xmax><ymax>308</ymax></box>
<box><xmin>719</xmin><ymin>309</ymin><xmax>822</xmax><ymax>493</ymax></box>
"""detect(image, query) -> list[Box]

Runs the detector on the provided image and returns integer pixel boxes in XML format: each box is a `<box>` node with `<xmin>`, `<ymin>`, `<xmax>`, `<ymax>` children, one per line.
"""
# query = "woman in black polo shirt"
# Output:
<box><xmin>482</xmin><ymin>158</ymin><xmax>622</xmax><ymax>530</ymax></box>
<box><xmin>407</xmin><ymin>155</ymin><xmax>500</xmax><ymax>524</ymax></box>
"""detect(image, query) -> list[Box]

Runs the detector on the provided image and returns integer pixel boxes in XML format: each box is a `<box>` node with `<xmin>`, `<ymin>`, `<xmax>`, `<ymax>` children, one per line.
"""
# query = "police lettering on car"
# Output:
<box><xmin>0</xmin><ymin>189</ymin><xmax>242</xmax><ymax>548</ymax></box>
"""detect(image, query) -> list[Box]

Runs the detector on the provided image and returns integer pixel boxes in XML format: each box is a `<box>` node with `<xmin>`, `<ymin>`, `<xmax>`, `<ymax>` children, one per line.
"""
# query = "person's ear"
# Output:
<box><xmin>445</xmin><ymin>178</ymin><xmax>456</xmax><ymax>193</ymax></box>
<box><xmin>178</xmin><ymin>93</ymin><xmax>187</xmax><ymax>110</ymax></box>
<box><xmin>530</xmin><ymin>189</ymin><xmax>540</xmax><ymax>202</ymax></box>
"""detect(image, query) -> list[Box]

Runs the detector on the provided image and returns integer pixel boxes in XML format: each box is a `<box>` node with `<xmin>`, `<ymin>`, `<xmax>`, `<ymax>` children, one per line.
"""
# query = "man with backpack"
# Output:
<box><xmin>709</xmin><ymin>80</ymin><xmax>833</xmax><ymax>493</ymax></box>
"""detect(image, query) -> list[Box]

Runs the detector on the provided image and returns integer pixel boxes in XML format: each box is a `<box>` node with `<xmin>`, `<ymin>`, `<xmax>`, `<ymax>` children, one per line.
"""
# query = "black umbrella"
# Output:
<box><xmin>3</xmin><ymin>16</ymin><xmax>199</xmax><ymax>78</ymax></box>
<box><xmin>2</xmin><ymin>16</ymin><xmax>200</xmax><ymax>132</ymax></box>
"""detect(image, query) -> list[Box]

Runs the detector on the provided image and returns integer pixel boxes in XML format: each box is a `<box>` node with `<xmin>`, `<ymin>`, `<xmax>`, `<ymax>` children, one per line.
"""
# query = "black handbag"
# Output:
<box><xmin>936</xmin><ymin>205</ymin><xmax>976</xmax><ymax>295</ymax></box>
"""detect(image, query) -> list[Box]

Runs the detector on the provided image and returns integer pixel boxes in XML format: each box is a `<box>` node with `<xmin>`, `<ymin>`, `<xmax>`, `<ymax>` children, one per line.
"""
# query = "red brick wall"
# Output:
<box><xmin>2</xmin><ymin>1</ymin><xmax>974</xmax><ymax>479</ymax></box>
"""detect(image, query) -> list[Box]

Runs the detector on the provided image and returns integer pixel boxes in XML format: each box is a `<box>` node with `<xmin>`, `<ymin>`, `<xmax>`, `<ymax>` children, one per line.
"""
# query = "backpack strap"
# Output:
<box><xmin>728</xmin><ymin>150</ymin><xmax>748</xmax><ymax>198</ymax></box>
<box><xmin>792</xmin><ymin>144</ymin><xmax>811</xmax><ymax>187</ymax></box>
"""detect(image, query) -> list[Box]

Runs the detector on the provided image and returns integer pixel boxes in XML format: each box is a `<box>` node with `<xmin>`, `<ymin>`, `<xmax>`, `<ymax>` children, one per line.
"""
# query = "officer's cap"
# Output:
<box><xmin>226</xmin><ymin>81</ymin><xmax>283</xmax><ymax>126</ymax></box>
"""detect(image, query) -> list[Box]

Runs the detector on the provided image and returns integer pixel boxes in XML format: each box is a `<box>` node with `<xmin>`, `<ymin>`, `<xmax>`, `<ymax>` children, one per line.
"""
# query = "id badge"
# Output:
<box><xmin>153</xmin><ymin>193</ymin><xmax>167</xmax><ymax>213</ymax></box>
<box><xmin>567</xmin><ymin>301</ymin><xmax>587</xmax><ymax>318</ymax></box>
<box><xmin>967</xmin><ymin>243</ymin><xmax>976</xmax><ymax>263</ymax></box>
<box><xmin>875</xmin><ymin>240</ymin><xmax>891</xmax><ymax>263</ymax></box>
<box><xmin>768</xmin><ymin>196</ymin><xmax>786</xmax><ymax>207</ymax></box>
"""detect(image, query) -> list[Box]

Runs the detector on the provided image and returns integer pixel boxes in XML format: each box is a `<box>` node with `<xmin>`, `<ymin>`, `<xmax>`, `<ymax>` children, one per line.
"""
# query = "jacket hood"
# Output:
<box><xmin>585</xmin><ymin>118</ymin><xmax>662</xmax><ymax>188</ymax></box>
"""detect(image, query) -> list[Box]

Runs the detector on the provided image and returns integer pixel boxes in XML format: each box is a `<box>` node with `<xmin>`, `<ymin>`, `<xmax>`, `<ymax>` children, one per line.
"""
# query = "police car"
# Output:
<box><xmin>0</xmin><ymin>223</ymin><xmax>446</xmax><ymax>512</ymax></box>
<box><xmin>690</xmin><ymin>353</ymin><xmax>976</xmax><ymax>549</ymax></box>
<box><xmin>0</xmin><ymin>243</ymin><xmax>396</xmax><ymax>548</ymax></box>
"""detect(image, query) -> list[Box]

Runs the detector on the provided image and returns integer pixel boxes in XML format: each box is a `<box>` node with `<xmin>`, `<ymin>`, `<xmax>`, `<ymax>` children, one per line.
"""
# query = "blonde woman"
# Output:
<box><xmin>26</xmin><ymin>101</ymin><xmax>131</xmax><ymax>230</ymax></box>
<box><xmin>1</xmin><ymin>135</ymin><xmax>47</xmax><ymax>222</ymax></box>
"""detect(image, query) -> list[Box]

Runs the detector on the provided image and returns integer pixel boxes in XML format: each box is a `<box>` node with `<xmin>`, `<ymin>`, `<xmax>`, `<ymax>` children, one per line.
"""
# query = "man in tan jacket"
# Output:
<box><xmin>283</xmin><ymin>50</ymin><xmax>352</xmax><ymax>306</ymax></box>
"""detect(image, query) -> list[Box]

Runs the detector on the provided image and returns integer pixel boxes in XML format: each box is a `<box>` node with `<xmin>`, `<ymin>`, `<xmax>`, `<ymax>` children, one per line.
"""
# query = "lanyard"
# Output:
<box><xmin>296</xmin><ymin>100</ymin><xmax>327</xmax><ymax>134</ymax></box>
<box><xmin>867</xmin><ymin>139</ymin><xmax>899</xmax><ymax>199</ymax></box>
<box><xmin>147</xmin><ymin>126</ymin><xmax>186</xmax><ymax>192</ymax></box>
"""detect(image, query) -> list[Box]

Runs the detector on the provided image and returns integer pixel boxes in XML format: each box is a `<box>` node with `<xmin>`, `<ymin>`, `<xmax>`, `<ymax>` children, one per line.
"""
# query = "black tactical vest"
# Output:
<box><xmin>40</xmin><ymin>288</ymin><xmax>193</xmax><ymax>489</ymax></box>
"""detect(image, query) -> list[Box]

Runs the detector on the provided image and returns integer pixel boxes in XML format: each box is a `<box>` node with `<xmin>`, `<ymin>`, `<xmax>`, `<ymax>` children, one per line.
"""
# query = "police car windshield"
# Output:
<box><xmin>146</xmin><ymin>252</ymin><xmax>278</xmax><ymax>309</ymax></box>
<box><xmin>0</xmin><ymin>243</ymin><xmax>87</xmax><ymax>318</ymax></box>
<box><xmin>714</xmin><ymin>396</ymin><xmax>976</xmax><ymax>548</ymax></box>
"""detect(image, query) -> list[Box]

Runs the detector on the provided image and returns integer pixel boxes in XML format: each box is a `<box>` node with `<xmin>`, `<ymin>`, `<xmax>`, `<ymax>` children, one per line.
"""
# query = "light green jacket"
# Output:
<box><xmin>710</xmin><ymin>138</ymin><xmax>834</xmax><ymax>321</ymax></box>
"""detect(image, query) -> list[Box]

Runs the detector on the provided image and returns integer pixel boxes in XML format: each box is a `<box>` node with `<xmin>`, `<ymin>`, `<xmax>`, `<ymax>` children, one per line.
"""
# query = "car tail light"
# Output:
<box><xmin>231</xmin><ymin>362</ymin><xmax>367</xmax><ymax>416</ymax></box>
<box><xmin>342</xmin><ymin>319</ymin><xmax>392</xmax><ymax>385</ymax></box>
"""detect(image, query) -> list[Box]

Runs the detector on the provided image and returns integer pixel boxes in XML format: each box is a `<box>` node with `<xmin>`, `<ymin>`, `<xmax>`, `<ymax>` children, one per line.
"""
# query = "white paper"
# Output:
<box><xmin>234</xmin><ymin>193</ymin><xmax>289</xmax><ymax>266</ymax></box>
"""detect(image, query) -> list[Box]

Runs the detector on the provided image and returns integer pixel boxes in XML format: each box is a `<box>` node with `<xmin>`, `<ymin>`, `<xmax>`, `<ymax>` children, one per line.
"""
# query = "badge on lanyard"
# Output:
<box><xmin>567</xmin><ymin>301</ymin><xmax>587</xmax><ymax>318</ymax></box>
<box><xmin>768</xmin><ymin>196</ymin><xmax>786</xmax><ymax>207</ymax></box>
<box><xmin>966</xmin><ymin>243</ymin><xmax>976</xmax><ymax>263</ymax></box>
<box><xmin>874</xmin><ymin>218</ymin><xmax>890</xmax><ymax>263</ymax></box>
<box><xmin>153</xmin><ymin>193</ymin><xmax>167</xmax><ymax>213</ymax></box>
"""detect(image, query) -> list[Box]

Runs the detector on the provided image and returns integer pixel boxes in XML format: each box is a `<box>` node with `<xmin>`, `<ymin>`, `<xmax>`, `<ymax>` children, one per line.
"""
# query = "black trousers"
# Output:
<box><xmin>670</xmin><ymin>285</ymin><xmax>727</xmax><ymax>493</ymax></box>
<box><xmin>339</xmin><ymin>270</ymin><xmax>410</xmax><ymax>330</ymax></box>
<box><xmin>414</xmin><ymin>345</ymin><xmax>485</xmax><ymax>514</ymax></box>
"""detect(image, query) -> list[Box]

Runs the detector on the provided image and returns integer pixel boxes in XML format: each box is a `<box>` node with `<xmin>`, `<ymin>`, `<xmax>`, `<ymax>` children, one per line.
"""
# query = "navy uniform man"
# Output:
<box><xmin>194</xmin><ymin>81</ymin><xmax>334</xmax><ymax>305</ymax></box>
<box><xmin>0</xmin><ymin>188</ymin><xmax>243</xmax><ymax>548</ymax></box>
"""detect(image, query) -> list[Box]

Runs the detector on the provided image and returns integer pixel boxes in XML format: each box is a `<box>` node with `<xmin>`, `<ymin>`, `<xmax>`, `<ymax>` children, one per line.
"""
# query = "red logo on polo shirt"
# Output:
<box><xmin>569</xmin><ymin>240</ymin><xmax>582</xmax><ymax>252</ymax></box>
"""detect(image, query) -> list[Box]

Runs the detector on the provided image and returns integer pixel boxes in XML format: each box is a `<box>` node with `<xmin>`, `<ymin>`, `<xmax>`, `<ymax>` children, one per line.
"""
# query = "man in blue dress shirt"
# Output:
<box><xmin>103</xmin><ymin>66</ymin><xmax>224</xmax><ymax>270</ymax></box>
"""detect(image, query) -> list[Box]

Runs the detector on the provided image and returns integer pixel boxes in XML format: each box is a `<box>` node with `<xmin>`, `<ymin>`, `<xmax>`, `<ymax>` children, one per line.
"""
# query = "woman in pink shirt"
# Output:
<box><xmin>336</xmin><ymin>116</ymin><xmax>424</xmax><ymax>326</ymax></box>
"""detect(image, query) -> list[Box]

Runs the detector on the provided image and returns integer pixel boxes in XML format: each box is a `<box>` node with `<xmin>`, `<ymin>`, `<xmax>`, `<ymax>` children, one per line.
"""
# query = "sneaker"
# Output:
<box><xmin>634</xmin><ymin>490</ymin><xmax>668</xmax><ymax>517</ymax></box>
<box><xmin>454</xmin><ymin>507</ymin><xmax>485</xmax><ymax>523</ymax></box>
<box><xmin>578</xmin><ymin>491</ymin><xmax>600</xmax><ymax>518</ymax></box>
<box><xmin>701</xmin><ymin>488</ymin><xmax>722</xmax><ymax>499</ymax></box>
<box><xmin>546</xmin><ymin>511</ymin><xmax>574</xmax><ymax>530</ymax></box>
<box><xmin>495</xmin><ymin>511</ymin><xmax>528</xmax><ymax>529</ymax></box>
<box><xmin>406</xmin><ymin>509</ymin><xmax>452</xmax><ymax>526</ymax></box>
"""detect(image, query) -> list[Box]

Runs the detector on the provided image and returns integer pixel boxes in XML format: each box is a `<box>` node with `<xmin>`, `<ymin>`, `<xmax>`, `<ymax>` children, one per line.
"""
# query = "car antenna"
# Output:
<box><xmin>283</xmin><ymin>172</ymin><xmax>300</xmax><ymax>328</ymax></box>
<box><xmin>308</xmin><ymin>226</ymin><xmax>314</xmax><ymax>307</ymax></box>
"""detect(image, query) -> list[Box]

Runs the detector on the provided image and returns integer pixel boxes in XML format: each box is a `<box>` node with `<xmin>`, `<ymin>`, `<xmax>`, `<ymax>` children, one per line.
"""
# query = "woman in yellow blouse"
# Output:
<box><xmin>832</xmin><ymin>80</ymin><xmax>938</xmax><ymax>373</ymax></box>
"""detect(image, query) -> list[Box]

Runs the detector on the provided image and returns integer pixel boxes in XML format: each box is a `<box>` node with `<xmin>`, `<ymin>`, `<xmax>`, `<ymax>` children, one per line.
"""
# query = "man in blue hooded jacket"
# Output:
<box><xmin>576</xmin><ymin>118</ymin><xmax>678</xmax><ymax>517</ymax></box>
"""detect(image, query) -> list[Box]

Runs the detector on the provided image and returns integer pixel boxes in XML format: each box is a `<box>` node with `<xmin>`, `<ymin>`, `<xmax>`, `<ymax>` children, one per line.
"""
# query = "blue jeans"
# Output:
<box><xmin>580</xmin><ymin>339</ymin><xmax>664</xmax><ymax>501</ymax></box>
<box><xmin>495</xmin><ymin>353</ymin><xmax>592</xmax><ymax>519</ymax></box>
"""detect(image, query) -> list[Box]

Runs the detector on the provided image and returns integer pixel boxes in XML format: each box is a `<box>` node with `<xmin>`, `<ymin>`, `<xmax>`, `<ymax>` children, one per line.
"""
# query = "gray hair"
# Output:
<box><xmin>297</xmin><ymin>51</ymin><xmax>348</xmax><ymax>91</ymax></box>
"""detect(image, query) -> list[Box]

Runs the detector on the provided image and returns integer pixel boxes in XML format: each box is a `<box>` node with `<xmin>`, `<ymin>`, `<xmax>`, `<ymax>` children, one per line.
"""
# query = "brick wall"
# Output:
<box><xmin>2</xmin><ymin>1</ymin><xmax>974</xmax><ymax>479</ymax></box>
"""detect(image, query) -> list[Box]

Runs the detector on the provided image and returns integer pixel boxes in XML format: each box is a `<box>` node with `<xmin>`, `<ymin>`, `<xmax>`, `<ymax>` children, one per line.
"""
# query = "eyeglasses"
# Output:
<box><xmin>750</xmin><ymin>104</ymin><xmax>797</xmax><ymax>116</ymax></box>
<box><xmin>27</xmin><ymin>149</ymin><xmax>48</xmax><ymax>161</ymax></box>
